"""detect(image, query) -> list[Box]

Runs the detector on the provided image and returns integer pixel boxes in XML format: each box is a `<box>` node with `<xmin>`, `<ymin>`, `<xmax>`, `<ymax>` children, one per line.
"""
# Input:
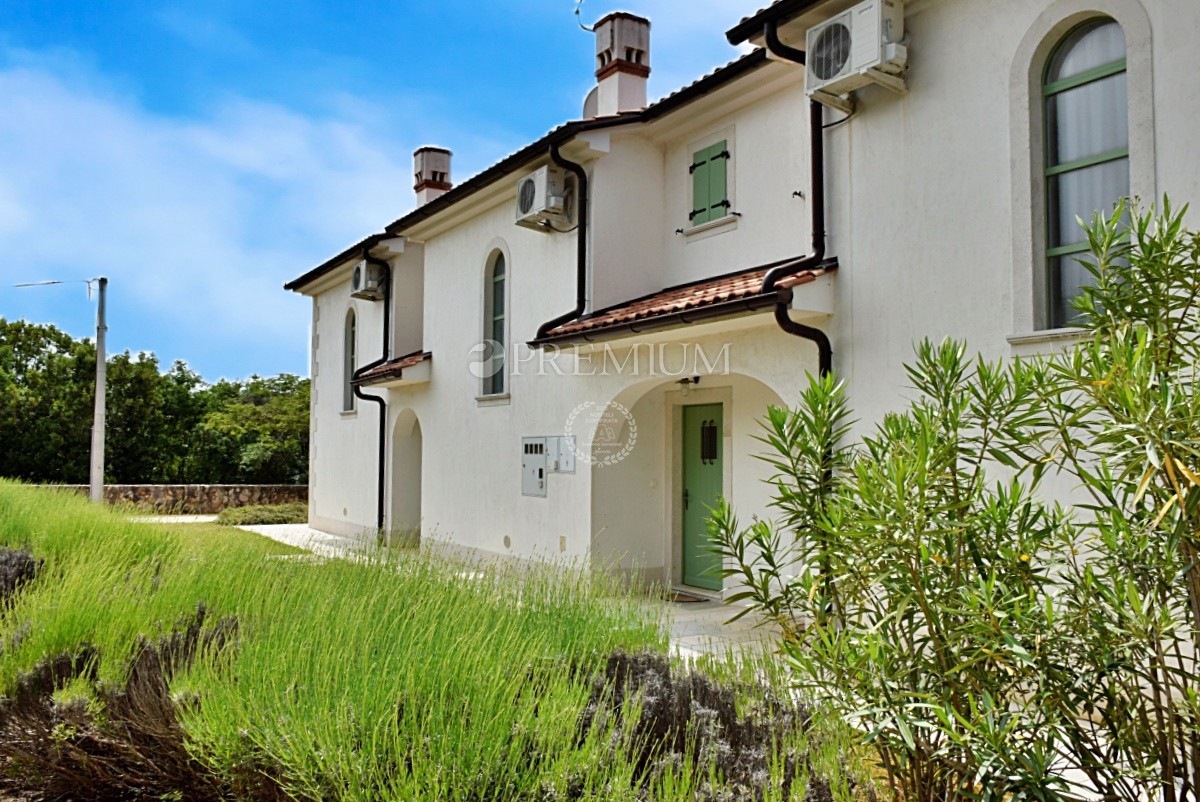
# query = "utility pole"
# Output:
<box><xmin>13</xmin><ymin>276</ymin><xmax>109</xmax><ymax>503</ymax></box>
<box><xmin>90</xmin><ymin>277</ymin><xmax>107</xmax><ymax>503</ymax></box>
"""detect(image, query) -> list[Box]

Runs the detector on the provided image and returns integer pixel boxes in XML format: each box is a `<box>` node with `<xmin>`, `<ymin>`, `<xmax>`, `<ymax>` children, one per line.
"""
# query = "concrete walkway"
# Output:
<box><xmin>238</xmin><ymin>523</ymin><xmax>372</xmax><ymax>560</ymax></box>
<box><xmin>238</xmin><ymin>523</ymin><xmax>779</xmax><ymax>658</ymax></box>
<box><xmin>663</xmin><ymin>598</ymin><xmax>778</xmax><ymax>659</ymax></box>
<box><xmin>130</xmin><ymin>514</ymin><xmax>218</xmax><ymax>524</ymax></box>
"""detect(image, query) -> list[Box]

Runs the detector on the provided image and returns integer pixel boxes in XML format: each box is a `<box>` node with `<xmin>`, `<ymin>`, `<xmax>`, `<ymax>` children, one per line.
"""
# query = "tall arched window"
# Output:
<box><xmin>484</xmin><ymin>252</ymin><xmax>507</xmax><ymax>396</ymax></box>
<box><xmin>343</xmin><ymin>309</ymin><xmax>357</xmax><ymax>411</ymax></box>
<box><xmin>1043</xmin><ymin>18</ymin><xmax>1128</xmax><ymax>329</ymax></box>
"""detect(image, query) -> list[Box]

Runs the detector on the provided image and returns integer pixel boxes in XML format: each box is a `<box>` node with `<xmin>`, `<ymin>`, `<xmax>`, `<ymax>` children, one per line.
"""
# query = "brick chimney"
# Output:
<box><xmin>593</xmin><ymin>12</ymin><xmax>650</xmax><ymax>117</ymax></box>
<box><xmin>414</xmin><ymin>146</ymin><xmax>452</xmax><ymax>206</ymax></box>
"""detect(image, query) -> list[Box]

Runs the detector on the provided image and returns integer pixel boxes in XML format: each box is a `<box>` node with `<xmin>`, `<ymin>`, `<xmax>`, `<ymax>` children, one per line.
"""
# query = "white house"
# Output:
<box><xmin>286</xmin><ymin>0</ymin><xmax>1200</xmax><ymax>598</ymax></box>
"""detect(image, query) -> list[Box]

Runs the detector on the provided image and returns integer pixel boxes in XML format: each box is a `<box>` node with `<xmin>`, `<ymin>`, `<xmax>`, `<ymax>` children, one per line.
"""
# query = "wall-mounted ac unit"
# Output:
<box><xmin>805</xmin><ymin>0</ymin><xmax>907</xmax><ymax>112</ymax></box>
<box><xmin>515</xmin><ymin>165</ymin><xmax>574</xmax><ymax>231</ymax></box>
<box><xmin>351</xmin><ymin>260</ymin><xmax>386</xmax><ymax>301</ymax></box>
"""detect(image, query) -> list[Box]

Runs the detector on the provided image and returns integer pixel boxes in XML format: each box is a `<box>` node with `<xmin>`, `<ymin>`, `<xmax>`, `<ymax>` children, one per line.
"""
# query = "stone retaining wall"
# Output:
<box><xmin>40</xmin><ymin>485</ymin><xmax>308</xmax><ymax>514</ymax></box>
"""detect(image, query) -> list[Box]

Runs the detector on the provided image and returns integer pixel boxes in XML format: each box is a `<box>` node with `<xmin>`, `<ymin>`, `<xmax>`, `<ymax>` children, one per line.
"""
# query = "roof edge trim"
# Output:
<box><xmin>286</xmin><ymin>49</ymin><xmax>771</xmax><ymax>293</ymax></box>
<box><xmin>725</xmin><ymin>0</ymin><xmax>829</xmax><ymax>45</ymax></box>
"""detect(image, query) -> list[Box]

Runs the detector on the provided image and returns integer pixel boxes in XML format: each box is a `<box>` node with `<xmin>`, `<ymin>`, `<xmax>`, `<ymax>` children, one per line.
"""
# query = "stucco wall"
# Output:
<box><xmin>815</xmin><ymin>0</ymin><xmax>1200</xmax><ymax>434</ymax></box>
<box><xmin>42</xmin><ymin>485</ymin><xmax>307</xmax><ymax>513</ymax></box>
<box><xmin>588</xmin><ymin>66</ymin><xmax>813</xmax><ymax>311</ymax></box>
<box><xmin>391</xmin><ymin>241</ymin><xmax>425</xmax><ymax>358</ymax></box>
<box><xmin>383</xmin><ymin>309</ymin><xmax>819</xmax><ymax>595</ymax></box>
<box><xmin>298</xmin><ymin>0</ymin><xmax>1200</xmax><ymax>591</ymax></box>
<box><xmin>657</xmin><ymin>73</ymin><xmax>812</xmax><ymax>289</ymax></box>
<box><xmin>309</xmin><ymin>273</ymin><xmax>388</xmax><ymax>537</ymax></box>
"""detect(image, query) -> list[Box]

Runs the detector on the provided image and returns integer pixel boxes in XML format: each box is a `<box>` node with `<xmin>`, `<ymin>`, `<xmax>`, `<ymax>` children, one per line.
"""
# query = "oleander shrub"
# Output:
<box><xmin>713</xmin><ymin>198</ymin><xmax>1200</xmax><ymax>801</ymax></box>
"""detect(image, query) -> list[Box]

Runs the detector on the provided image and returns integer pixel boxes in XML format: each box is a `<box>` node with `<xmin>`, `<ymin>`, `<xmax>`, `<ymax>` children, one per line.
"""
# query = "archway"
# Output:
<box><xmin>390</xmin><ymin>408</ymin><xmax>422</xmax><ymax>546</ymax></box>
<box><xmin>588</xmin><ymin>371</ymin><xmax>787</xmax><ymax>595</ymax></box>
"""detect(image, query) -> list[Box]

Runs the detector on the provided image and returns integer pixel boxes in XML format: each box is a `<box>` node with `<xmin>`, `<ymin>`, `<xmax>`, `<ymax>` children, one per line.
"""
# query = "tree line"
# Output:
<box><xmin>0</xmin><ymin>318</ymin><xmax>308</xmax><ymax>485</ymax></box>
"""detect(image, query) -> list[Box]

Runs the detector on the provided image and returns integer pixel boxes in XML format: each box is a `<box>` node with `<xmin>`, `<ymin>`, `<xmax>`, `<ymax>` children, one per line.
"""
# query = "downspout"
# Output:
<box><xmin>764</xmin><ymin>21</ymin><xmax>838</xmax><ymax>618</ymax></box>
<box><xmin>352</xmin><ymin>251</ymin><xmax>392</xmax><ymax>532</ymax></box>
<box><xmin>761</xmin><ymin>21</ymin><xmax>832</xmax><ymax>378</ymax></box>
<box><xmin>535</xmin><ymin>141</ymin><xmax>590</xmax><ymax>340</ymax></box>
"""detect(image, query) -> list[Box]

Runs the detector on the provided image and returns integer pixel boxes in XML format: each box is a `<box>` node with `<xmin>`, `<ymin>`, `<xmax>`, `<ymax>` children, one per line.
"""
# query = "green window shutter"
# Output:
<box><xmin>691</xmin><ymin>151</ymin><xmax>711</xmax><ymax>226</ymax></box>
<box><xmin>708</xmin><ymin>141</ymin><xmax>728</xmax><ymax>220</ymax></box>
<box><xmin>690</xmin><ymin>141</ymin><xmax>729</xmax><ymax>227</ymax></box>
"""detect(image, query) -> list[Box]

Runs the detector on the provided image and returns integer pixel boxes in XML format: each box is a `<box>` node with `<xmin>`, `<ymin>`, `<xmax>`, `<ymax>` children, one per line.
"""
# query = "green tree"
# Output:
<box><xmin>0</xmin><ymin>318</ymin><xmax>308</xmax><ymax>485</ymax></box>
<box><xmin>0</xmin><ymin>319</ymin><xmax>93</xmax><ymax>482</ymax></box>
<box><xmin>195</xmin><ymin>374</ymin><xmax>309</xmax><ymax>484</ymax></box>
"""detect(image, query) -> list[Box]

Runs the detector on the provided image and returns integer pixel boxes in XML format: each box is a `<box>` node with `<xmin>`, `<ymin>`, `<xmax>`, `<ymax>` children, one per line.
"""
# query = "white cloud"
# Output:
<box><xmin>0</xmin><ymin>50</ymin><xmax>452</xmax><ymax>377</ymax></box>
<box><xmin>0</xmin><ymin>3</ymin><xmax>752</xmax><ymax>377</ymax></box>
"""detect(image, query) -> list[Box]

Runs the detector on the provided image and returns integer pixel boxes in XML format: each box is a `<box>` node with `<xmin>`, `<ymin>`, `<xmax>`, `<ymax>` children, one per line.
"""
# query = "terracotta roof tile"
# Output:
<box><xmin>353</xmin><ymin>350</ymin><xmax>431</xmax><ymax>386</ymax></box>
<box><xmin>540</xmin><ymin>258</ymin><xmax>835</xmax><ymax>341</ymax></box>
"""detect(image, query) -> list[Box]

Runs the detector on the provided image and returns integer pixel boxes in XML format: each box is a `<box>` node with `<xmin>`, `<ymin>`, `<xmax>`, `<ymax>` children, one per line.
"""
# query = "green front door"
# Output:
<box><xmin>682</xmin><ymin>404</ymin><xmax>723</xmax><ymax>591</ymax></box>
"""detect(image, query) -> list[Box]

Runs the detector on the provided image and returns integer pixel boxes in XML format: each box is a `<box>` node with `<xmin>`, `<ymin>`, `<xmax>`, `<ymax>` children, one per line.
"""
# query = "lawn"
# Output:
<box><xmin>158</xmin><ymin>521</ymin><xmax>307</xmax><ymax>557</ymax></box>
<box><xmin>0</xmin><ymin>480</ymin><xmax>865</xmax><ymax>801</ymax></box>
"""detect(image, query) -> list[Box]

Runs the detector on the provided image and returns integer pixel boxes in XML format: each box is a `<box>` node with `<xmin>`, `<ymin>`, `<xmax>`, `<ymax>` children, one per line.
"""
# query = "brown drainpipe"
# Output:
<box><xmin>761</xmin><ymin>20</ymin><xmax>832</xmax><ymax>378</ymax></box>
<box><xmin>535</xmin><ymin>142</ymin><xmax>590</xmax><ymax>340</ymax></box>
<box><xmin>351</xmin><ymin>251</ymin><xmax>391</xmax><ymax>532</ymax></box>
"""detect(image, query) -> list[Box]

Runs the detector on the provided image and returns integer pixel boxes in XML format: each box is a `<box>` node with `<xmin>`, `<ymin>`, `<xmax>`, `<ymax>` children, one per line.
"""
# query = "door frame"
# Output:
<box><xmin>666</xmin><ymin>385</ymin><xmax>732</xmax><ymax>596</ymax></box>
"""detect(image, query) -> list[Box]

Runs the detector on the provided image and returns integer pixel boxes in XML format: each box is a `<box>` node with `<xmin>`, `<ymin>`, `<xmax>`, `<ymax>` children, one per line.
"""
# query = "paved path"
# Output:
<box><xmin>130</xmin><ymin>514</ymin><xmax>219</xmax><ymax>524</ymax></box>
<box><xmin>238</xmin><ymin>523</ymin><xmax>779</xmax><ymax>658</ymax></box>
<box><xmin>662</xmin><ymin>598</ymin><xmax>778</xmax><ymax>659</ymax></box>
<box><xmin>238</xmin><ymin>523</ymin><xmax>372</xmax><ymax>560</ymax></box>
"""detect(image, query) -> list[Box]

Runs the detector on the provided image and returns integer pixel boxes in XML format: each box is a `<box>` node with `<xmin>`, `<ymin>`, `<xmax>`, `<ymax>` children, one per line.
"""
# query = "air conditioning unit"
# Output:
<box><xmin>515</xmin><ymin>165</ymin><xmax>574</xmax><ymax>231</ymax></box>
<box><xmin>350</xmin><ymin>260</ymin><xmax>386</xmax><ymax>301</ymax></box>
<box><xmin>805</xmin><ymin>0</ymin><xmax>907</xmax><ymax>111</ymax></box>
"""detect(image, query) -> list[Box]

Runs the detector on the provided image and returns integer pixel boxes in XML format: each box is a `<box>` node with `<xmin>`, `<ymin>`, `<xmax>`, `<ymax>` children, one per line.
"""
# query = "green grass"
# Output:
<box><xmin>0</xmin><ymin>480</ymin><xmax>864</xmax><ymax>800</ymax></box>
<box><xmin>162</xmin><ymin>522</ymin><xmax>307</xmax><ymax>556</ymax></box>
<box><xmin>215</xmin><ymin>502</ymin><xmax>308</xmax><ymax>526</ymax></box>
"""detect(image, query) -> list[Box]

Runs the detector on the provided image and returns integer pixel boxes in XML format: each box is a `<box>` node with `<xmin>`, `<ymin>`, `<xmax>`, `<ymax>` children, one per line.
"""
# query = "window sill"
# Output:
<box><xmin>1006</xmin><ymin>327</ymin><xmax>1087</xmax><ymax>347</ymax></box>
<box><xmin>684</xmin><ymin>214</ymin><xmax>738</xmax><ymax>242</ymax></box>
<box><xmin>339</xmin><ymin>410</ymin><xmax>358</xmax><ymax>419</ymax></box>
<box><xmin>475</xmin><ymin>393</ymin><xmax>511</xmax><ymax>407</ymax></box>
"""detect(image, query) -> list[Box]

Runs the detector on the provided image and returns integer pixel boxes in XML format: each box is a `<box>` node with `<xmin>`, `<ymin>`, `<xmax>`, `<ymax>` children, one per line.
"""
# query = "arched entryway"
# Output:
<box><xmin>389</xmin><ymin>408</ymin><xmax>422</xmax><ymax>546</ymax></box>
<box><xmin>588</xmin><ymin>372</ymin><xmax>786</xmax><ymax>596</ymax></box>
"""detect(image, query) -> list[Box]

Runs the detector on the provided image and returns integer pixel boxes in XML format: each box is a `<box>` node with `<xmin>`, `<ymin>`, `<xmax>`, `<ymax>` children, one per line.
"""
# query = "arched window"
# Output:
<box><xmin>343</xmin><ymin>309</ymin><xmax>357</xmax><ymax>411</ymax></box>
<box><xmin>1042</xmin><ymin>18</ymin><xmax>1128</xmax><ymax>329</ymax></box>
<box><xmin>484</xmin><ymin>252</ymin><xmax>507</xmax><ymax>396</ymax></box>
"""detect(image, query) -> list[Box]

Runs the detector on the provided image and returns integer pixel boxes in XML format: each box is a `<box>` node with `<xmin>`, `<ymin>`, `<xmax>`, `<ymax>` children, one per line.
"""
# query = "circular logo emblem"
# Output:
<box><xmin>564</xmin><ymin>401</ymin><xmax>638</xmax><ymax>467</ymax></box>
<box><xmin>467</xmin><ymin>339</ymin><xmax>504</xmax><ymax>379</ymax></box>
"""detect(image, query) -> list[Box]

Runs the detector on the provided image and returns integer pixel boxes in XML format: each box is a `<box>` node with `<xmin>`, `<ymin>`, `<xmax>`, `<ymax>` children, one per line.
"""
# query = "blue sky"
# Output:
<box><xmin>0</xmin><ymin>1</ymin><xmax>749</xmax><ymax>380</ymax></box>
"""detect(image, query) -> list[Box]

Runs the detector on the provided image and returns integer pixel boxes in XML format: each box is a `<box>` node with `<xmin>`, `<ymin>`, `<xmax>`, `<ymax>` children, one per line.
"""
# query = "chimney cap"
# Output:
<box><xmin>414</xmin><ymin>147</ymin><xmax>453</xmax><ymax>203</ymax></box>
<box><xmin>594</xmin><ymin>10</ymin><xmax>651</xmax><ymax>82</ymax></box>
<box><xmin>594</xmin><ymin>10</ymin><xmax>650</xmax><ymax>28</ymax></box>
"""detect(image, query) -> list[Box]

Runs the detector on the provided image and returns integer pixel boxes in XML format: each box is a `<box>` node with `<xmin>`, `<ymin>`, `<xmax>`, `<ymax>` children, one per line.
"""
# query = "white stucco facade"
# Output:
<box><xmin>290</xmin><ymin>0</ymin><xmax>1200</xmax><ymax>597</ymax></box>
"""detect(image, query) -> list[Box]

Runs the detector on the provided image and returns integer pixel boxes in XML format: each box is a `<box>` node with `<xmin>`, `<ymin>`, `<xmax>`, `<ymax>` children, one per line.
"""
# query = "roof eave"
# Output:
<box><xmin>725</xmin><ymin>0</ymin><xmax>830</xmax><ymax>46</ymax></box>
<box><xmin>529</xmin><ymin>293</ymin><xmax>781</xmax><ymax>348</ymax></box>
<box><xmin>284</xmin><ymin>49</ymin><xmax>772</xmax><ymax>293</ymax></box>
<box><xmin>382</xmin><ymin>117</ymin><xmax>636</xmax><ymax>238</ymax></box>
<box><xmin>384</xmin><ymin>49</ymin><xmax>772</xmax><ymax>238</ymax></box>
<box><xmin>284</xmin><ymin>234</ymin><xmax>384</xmax><ymax>294</ymax></box>
<box><xmin>528</xmin><ymin>257</ymin><xmax>838</xmax><ymax>347</ymax></box>
<box><xmin>351</xmin><ymin>351</ymin><xmax>432</xmax><ymax>387</ymax></box>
